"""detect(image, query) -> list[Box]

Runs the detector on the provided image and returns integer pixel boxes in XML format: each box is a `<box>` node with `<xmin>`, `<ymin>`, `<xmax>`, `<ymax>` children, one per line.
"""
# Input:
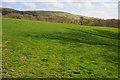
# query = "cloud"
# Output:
<box><xmin>1</xmin><ymin>0</ymin><xmax>119</xmax><ymax>2</ymax></box>
<box><xmin>101</xmin><ymin>3</ymin><xmax>117</xmax><ymax>8</ymax></box>
<box><xmin>69</xmin><ymin>2</ymin><xmax>117</xmax><ymax>9</ymax></box>
<box><xmin>62</xmin><ymin>0</ymin><xmax>118</xmax><ymax>2</ymax></box>
<box><xmin>36</xmin><ymin>0</ymin><xmax>64</xmax><ymax>9</ymax></box>
<box><xmin>1</xmin><ymin>0</ymin><xmax>16</xmax><ymax>2</ymax></box>
<box><xmin>28</xmin><ymin>0</ymin><xmax>119</xmax><ymax>2</ymax></box>
<box><xmin>43</xmin><ymin>2</ymin><xmax>64</xmax><ymax>9</ymax></box>
<box><xmin>1</xmin><ymin>0</ymin><xmax>16</xmax><ymax>4</ymax></box>
<box><xmin>23</xmin><ymin>3</ymin><xmax>36</xmax><ymax>9</ymax></box>
<box><xmin>77</xmin><ymin>10</ymin><xmax>117</xmax><ymax>19</ymax></box>
<box><xmin>68</xmin><ymin>2</ymin><xmax>118</xmax><ymax>19</ymax></box>
<box><xmin>36</xmin><ymin>0</ymin><xmax>57</xmax><ymax>2</ymax></box>
<box><xmin>69</xmin><ymin>3</ymin><xmax>93</xmax><ymax>9</ymax></box>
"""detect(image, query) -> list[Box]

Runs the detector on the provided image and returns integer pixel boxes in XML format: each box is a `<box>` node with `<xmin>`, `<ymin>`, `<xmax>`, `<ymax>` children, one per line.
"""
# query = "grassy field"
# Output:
<box><xmin>2</xmin><ymin>18</ymin><xmax>119</xmax><ymax>78</ymax></box>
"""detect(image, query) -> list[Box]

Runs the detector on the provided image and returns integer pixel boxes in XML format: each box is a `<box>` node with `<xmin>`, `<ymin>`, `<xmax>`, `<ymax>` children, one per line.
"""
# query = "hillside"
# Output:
<box><xmin>2</xmin><ymin>18</ymin><xmax>119</xmax><ymax>78</ymax></box>
<box><xmin>0</xmin><ymin>8</ymin><xmax>92</xmax><ymax>20</ymax></box>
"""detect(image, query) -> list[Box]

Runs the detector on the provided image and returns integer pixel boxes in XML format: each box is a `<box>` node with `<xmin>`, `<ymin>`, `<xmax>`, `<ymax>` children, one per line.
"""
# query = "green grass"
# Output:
<box><xmin>2</xmin><ymin>18</ymin><xmax>119</xmax><ymax>78</ymax></box>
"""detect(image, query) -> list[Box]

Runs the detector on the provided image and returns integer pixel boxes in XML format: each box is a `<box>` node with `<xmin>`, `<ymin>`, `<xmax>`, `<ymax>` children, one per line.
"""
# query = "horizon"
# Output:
<box><xmin>1</xmin><ymin>0</ymin><xmax>119</xmax><ymax>19</ymax></box>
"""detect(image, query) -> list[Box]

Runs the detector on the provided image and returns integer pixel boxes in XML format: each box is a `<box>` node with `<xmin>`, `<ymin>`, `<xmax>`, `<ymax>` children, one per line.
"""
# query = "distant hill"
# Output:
<box><xmin>0</xmin><ymin>8</ymin><xmax>93</xmax><ymax>20</ymax></box>
<box><xmin>0</xmin><ymin>8</ymin><xmax>119</xmax><ymax>28</ymax></box>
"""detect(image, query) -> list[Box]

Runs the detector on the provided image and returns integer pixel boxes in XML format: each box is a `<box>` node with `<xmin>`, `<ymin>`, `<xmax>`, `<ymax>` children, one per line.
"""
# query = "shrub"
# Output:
<box><xmin>4</xmin><ymin>13</ymin><xmax>23</xmax><ymax>19</ymax></box>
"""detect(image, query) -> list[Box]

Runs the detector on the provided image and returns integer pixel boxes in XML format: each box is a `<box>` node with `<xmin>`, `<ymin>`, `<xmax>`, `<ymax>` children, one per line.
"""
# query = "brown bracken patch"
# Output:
<box><xmin>21</xmin><ymin>56</ymin><xmax>27</xmax><ymax>61</ymax></box>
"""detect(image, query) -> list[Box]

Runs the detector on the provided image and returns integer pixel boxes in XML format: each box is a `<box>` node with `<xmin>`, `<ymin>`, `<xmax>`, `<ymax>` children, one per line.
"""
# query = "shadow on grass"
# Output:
<box><xmin>25</xmin><ymin>28</ymin><xmax>119</xmax><ymax>47</ymax></box>
<box><xmin>93</xmin><ymin>29</ymin><xmax>119</xmax><ymax>40</ymax></box>
<box><xmin>24</xmin><ymin>28</ymin><xmax>119</xmax><ymax>62</ymax></box>
<box><xmin>67</xmin><ymin>28</ymin><xmax>119</xmax><ymax>40</ymax></box>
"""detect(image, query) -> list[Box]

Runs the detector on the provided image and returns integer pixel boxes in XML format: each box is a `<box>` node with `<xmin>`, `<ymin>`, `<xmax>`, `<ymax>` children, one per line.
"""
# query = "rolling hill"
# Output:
<box><xmin>2</xmin><ymin>18</ymin><xmax>119</xmax><ymax>78</ymax></box>
<box><xmin>0</xmin><ymin>8</ymin><xmax>92</xmax><ymax>20</ymax></box>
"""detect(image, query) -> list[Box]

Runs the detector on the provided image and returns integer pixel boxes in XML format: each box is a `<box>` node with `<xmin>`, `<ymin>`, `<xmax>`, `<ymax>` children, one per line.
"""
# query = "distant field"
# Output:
<box><xmin>2</xmin><ymin>18</ymin><xmax>119</xmax><ymax>78</ymax></box>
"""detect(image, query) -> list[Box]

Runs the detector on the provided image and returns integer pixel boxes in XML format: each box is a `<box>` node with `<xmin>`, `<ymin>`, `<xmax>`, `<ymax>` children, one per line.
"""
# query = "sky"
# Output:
<box><xmin>0</xmin><ymin>0</ymin><xmax>119</xmax><ymax>19</ymax></box>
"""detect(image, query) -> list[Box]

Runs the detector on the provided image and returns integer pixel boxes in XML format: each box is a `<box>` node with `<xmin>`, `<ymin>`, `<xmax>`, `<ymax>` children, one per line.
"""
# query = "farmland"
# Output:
<box><xmin>2</xmin><ymin>18</ymin><xmax>119</xmax><ymax>78</ymax></box>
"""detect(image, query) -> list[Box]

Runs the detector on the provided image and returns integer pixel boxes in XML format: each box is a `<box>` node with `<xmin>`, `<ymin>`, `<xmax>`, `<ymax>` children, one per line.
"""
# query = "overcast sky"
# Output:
<box><xmin>0</xmin><ymin>0</ymin><xmax>119</xmax><ymax>19</ymax></box>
